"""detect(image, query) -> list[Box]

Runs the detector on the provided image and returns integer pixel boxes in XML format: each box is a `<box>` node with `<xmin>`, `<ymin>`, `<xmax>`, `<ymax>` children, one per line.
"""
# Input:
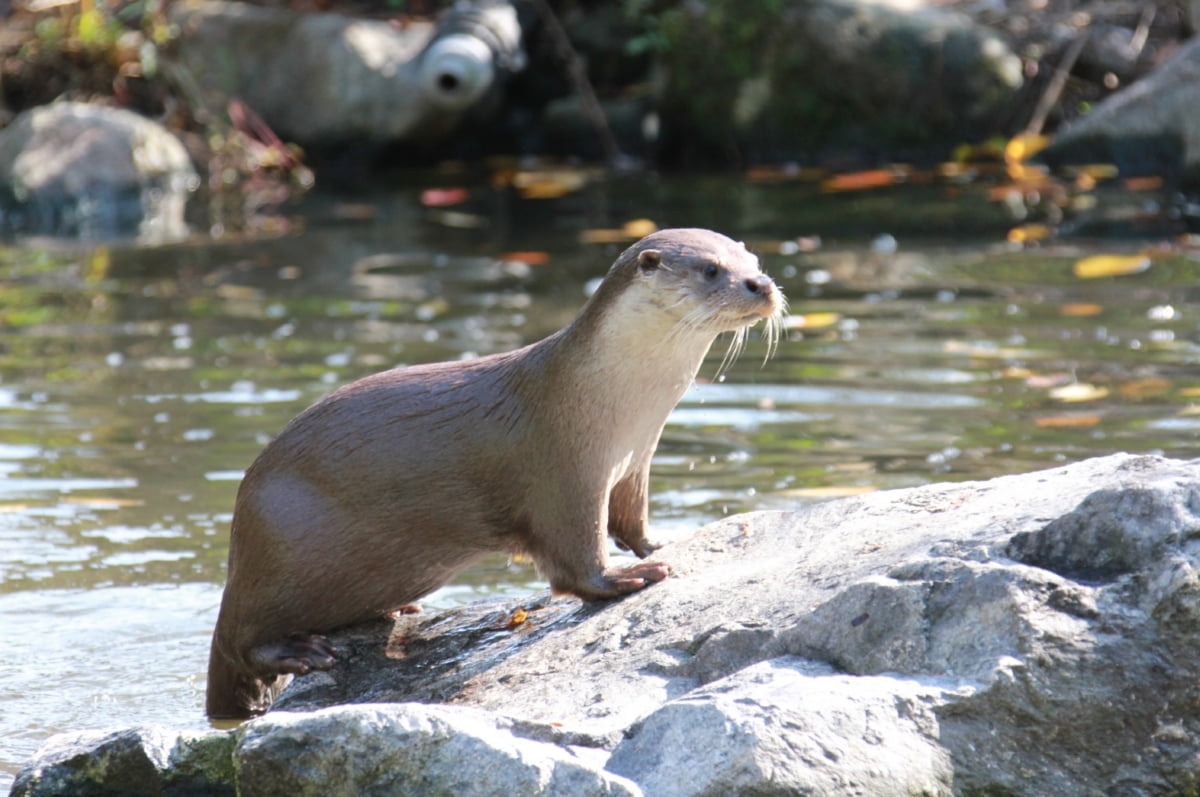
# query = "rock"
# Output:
<box><xmin>13</xmin><ymin>453</ymin><xmax>1200</xmax><ymax>794</ymax></box>
<box><xmin>10</xmin><ymin>726</ymin><xmax>233</xmax><ymax>797</ymax></box>
<box><xmin>169</xmin><ymin>0</ymin><xmax>523</xmax><ymax>149</ymax></box>
<box><xmin>607</xmin><ymin>658</ymin><xmax>961</xmax><ymax>796</ymax></box>
<box><xmin>649</xmin><ymin>0</ymin><xmax>1023</xmax><ymax>163</ymax></box>
<box><xmin>1040</xmin><ymin>36</ymin><xmax>1200</xmax><ymax>184</ymax></box>
<box><xmin>235</xmin><ymin>704</ymin><xmax>639</xmax><ymax>797</ymax></box>
<box><xmin>0</xmin><ymin>102</ymin><xmax>197</xmax><ymax>242</ymax></box>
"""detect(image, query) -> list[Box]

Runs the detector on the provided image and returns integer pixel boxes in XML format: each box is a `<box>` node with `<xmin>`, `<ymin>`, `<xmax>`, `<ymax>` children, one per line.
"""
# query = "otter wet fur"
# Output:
<box><xmin>206</xmin><ymin>228</ymin><xmax>786</xmax><ymax>719</ymax></box>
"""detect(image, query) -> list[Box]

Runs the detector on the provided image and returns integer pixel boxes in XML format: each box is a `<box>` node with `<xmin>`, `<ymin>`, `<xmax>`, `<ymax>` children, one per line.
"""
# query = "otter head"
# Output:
<box><xmin>597</xmin><ymin>228</ymin><xmax>786</xmax><ymax>372</ymax></box>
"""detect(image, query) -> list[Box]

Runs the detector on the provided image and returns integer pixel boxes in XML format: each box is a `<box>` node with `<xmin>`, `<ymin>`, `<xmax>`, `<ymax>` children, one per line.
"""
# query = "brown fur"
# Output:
<box><xmin>206</xmin><ymin>228</ymin><xmax>785</xmax><ymax>718</ymax></box>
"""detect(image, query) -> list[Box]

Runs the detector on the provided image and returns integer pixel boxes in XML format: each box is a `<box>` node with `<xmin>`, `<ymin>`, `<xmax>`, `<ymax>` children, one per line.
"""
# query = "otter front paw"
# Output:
<box><xmin>561</xmin><ymin>561</ymin><xmax>672</xmax><ymax>600</ymax></box>
<box><xmin>250</xmin><ymin>634</ymin><xmax>337</xmax><ymax>676</ymax></box>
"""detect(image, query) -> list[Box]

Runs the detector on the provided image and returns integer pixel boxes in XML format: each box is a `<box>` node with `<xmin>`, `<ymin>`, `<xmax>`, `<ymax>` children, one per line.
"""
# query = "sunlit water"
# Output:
<box><xmin>3</xmin><ymin>174</ymin><xmax>1199</xmax><ymax>787</ymax></box>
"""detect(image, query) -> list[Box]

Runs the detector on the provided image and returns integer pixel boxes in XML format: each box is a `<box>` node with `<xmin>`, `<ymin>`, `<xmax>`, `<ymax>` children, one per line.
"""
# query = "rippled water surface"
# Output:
<box><xmin>3</xmin><ymin>175</ymin><xmax>1199</xmax><ymax>786</ymax></box>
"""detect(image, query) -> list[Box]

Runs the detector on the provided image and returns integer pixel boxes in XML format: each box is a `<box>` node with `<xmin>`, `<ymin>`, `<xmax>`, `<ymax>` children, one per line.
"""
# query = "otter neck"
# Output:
<box><xmin>534</xmin><ymin>282</ymin><xmax>719</xmax><ymax>450</ymax></box>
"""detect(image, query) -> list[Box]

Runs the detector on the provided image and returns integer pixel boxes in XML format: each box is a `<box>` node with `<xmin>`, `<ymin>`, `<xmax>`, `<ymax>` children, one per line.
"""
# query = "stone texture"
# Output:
<box><xmin>234</xmin><ymin>704</ymin><xmax>639</xmax><ymax>797</ymax></box>
<box><xmin>169</xmin><ymin>0</ymin><xmax>523</xmax><ymax>147</ymax></box>
<box><xmin>13</xmin><ymin>454</ymin><xmax>1200</xmax><ymax>795</ymax></box>
<box><xmin>651</xmin><ymin>0</ymin><xmax>1023</xmax><ymax>162</ymax></box>
<box><xmin>607</xmin><ymin>658</ymin><xmax>960</xmax><ymax>797</ymax></box>
<box><xmin>0</xmin><ymin>102</ymin><xmax>197</xmax><ymax>241</ymax></box>
<box><xmin>1040</xmin><ymin>36</ymin><xmax>1200</xmax><ymax>184</ymax></box>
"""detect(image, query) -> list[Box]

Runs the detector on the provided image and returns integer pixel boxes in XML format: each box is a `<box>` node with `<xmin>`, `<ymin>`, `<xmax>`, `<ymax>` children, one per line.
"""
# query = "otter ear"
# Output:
<box><xmin>637</xmin><ymin>249</ymin><xmax>662</xmax><ymax>272</ymax></box>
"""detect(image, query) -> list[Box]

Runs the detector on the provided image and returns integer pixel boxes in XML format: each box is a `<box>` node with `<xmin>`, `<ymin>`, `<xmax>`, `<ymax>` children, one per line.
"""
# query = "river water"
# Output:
<box><xmin>2</xmin><ymin>172</ymin><xmax>1199</xmax><ymax>787</ymax></box>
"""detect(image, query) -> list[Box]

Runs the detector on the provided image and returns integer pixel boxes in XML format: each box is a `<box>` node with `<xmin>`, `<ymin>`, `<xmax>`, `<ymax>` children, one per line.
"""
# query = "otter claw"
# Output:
<box><xmin>252</xmin><ymin>634</ymin><xmax>338</xmax><ymax>676</ymax></box>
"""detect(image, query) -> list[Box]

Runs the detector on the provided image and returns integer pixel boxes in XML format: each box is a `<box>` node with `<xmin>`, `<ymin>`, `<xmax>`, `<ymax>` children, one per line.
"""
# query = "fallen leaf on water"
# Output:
<box><xmin>1060</xmin><ymin>303</ymin><xmax>1103</xmax><ymax>317</ymax></box>
<box><xmin>1035</xmin><ymin>415</ymin><xmax>1102</xmax><ymax>428</ymax></box>
<box><xmin>1007</xmin><ymin>224</ymin><xmax>1053</xmax><ymax>244</ymax></box>
<box><xmin>1075</xmin><ymin>164</ymin><xmax>1120</xmax><ymax>180</ymax></box>
<box><xmin>820</xmin><ymin>169</ymin><xmax>901</xmax><ymax>193</ymax></box>
<box><xmin>1072</xmin><ymin>254</ymin><xmax>1151</xmax><ymax>279</ymax></box>
<box><xmin>622</xmin><ymin>218</ymin><xmax>657</xmax><ymax>238</ymax></box>
<box><xmin>513</xmin><ymin>170</ymin><xmax>588</xmax><ymax>199</ymax></box>
<box><xmin>1118</xmin><ymin>378</ymin><xmax>1173</xmax><ymax>399</ymax></box>
<box><xmin>63</xmin><ymin>496</ymin><xmax>145</xmax><ymax>508</ymax></box>
<box><xmin>1049</xmin><ymin>383</ymin><xmax>1110</xmax><ymax>403</ymax></box>
<box><xmin>1005</xmin><ymin>133</ymin><xmax>1051</xmax><ymax>165</ymax></box>
<box><xmin>1124</xmin><ymin>176</ymin><xmax>1164</xmax><ymax>191</ymax></box>
<box><xmin>783</xmin><ymin>312</ymin><xmax>841</xmax><ymax>330</ymax></box>
<box><xmin>780</xmin><ymin>486</ymin><xmax>878</xmax><ymax>498</ymax></box>
<box><xmin>419</xmin><ymin>187</ymin><xmax>469</xmax><ymax>207</ymax></box>
<box><xmin>499</xmin><ymin>251</ymin><xmax>550</xmax><ymax>266</ymax></box>
<box><xmin>579</xmin><ymin>219</ymin><xmax>658</xmax><ymax>244</ymax></box>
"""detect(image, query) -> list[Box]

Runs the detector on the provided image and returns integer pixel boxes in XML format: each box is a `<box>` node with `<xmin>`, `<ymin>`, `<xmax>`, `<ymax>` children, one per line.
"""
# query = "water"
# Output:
<box><xmin>3</xmin><ymin>173</ymin><xmax>1199</xmax><ymax>787</ymax></box>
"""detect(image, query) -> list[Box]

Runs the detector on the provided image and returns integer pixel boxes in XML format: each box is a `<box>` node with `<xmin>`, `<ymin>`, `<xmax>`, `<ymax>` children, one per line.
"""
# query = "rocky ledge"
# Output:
<box><xmin>13</xmin><ymin>453</ymin><xmax>1200</xmax><ymax>796</ymax></box>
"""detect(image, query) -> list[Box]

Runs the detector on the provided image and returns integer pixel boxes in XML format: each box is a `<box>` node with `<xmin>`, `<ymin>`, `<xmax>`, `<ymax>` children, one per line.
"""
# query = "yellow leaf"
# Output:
<box><xmin>1007</xmin><ymin>224</ymin><xmax>1053</xmax><ymax>244</ymax></box>
<box><xmin>1004</xmin><ymin>133</ymin><xmax>1051</xmax><ymax>165</ymax></box>
<box><xmin>1049</xmin><ymin>383</ymin><xmax>1109</xmax><ymax>403</ymax></box>
<box><xmin>506</xmin><ymin>608</ymin><xmax>529</xmax><ymax>628</ymax></box>
<box><xmin>1073</xmin><ymin>254</ymin><xmax>1151</xmax><ymax>279</ymax></box>
<box><xmin>1059</xmin><ymin>303</ymin><xmax>1103</xmax><ymax>317</ymax></box>
<box><xmin>781</xmin><ymin>486</ymin><xmax>879</xmax><ymax>498</ymax></box>
<box><xmin>621</xmin><ymin>219</ymin><xmax>657</xmax><ymax>238</ymax></box>
<box><xmin>63</xmin><ymin>496</ymin><xmax>145</xmax><ymax>508</ymax></box>
<box><xmin>85</xmin><ymin>247</ymin><xmax>111</xmax><ymax>282</ymax></box>
<box><xmin>783</xmin><ymin>312</ymin><xmax>841</xmax><ymax>330</ymax></box>
<box><xmin>1076</xmin><ymin>164</ymin><xmax>1120</xmax><ymax>180</ymax></box>
<box><xmin>512</xmin><ymin>169</ymin><xmax>588</xmax><ymax>199</ymax></box>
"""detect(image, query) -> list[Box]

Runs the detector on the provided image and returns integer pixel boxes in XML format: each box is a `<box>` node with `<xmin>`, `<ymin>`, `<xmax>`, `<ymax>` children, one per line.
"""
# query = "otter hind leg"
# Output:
<box><xmin>248</xmin><ymin>633</ymin><xmax>337</xmax><ymax>676</ymax></box>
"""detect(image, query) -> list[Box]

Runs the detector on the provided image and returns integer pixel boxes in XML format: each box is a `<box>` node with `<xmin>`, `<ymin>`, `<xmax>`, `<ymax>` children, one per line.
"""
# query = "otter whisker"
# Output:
<box><xmin>714</xmin><ymin>326</ymin><xmax>748</xmax><ymax>381</ymax></box>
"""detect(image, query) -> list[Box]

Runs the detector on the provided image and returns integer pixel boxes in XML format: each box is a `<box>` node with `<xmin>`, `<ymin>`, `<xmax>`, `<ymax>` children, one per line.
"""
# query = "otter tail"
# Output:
<box><xmin>205</xmin><ymin>633</ymin><xmax>275</xmax><ymax>720</ymax></box>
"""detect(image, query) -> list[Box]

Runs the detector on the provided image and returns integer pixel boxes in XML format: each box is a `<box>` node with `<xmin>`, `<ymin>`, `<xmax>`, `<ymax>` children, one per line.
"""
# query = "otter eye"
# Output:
<box><xmin>703</xmin><ymin>263</ymin><xmax>719</xmax><ymax>280</ymax></box>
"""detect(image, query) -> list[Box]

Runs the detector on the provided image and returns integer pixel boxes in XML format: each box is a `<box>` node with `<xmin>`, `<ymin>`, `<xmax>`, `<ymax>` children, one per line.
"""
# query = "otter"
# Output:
<box><xmin>206</xmin><ymin>228</ymin><xmax>785</xmax><ymax>719</ymax></box>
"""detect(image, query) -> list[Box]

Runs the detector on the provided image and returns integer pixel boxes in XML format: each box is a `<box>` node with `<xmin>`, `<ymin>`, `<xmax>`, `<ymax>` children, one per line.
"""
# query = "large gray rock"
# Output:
<box><xmin>170</xmin><ymin>0</ymin><xmax>523</xmax><ymax>147</ymax></box>
<box><xmin>235</xmin><ymin>704</ymin><xmax>639</xmax><ymax>797</ymax></box>
<box><xmin>0</xmin><ymin>102</ymin><xmax>197</xmax><ymax>241</ymax></box>
<box><xmin>9</xmin><ymin>726</ymin><xmax>233</xmax><ymax>796</ymax></box>
<box><xmin>1041</xmin><ymin>36</ymin><xmax>1200</xmax><ymax>184</ymax></box>
<box><xmin>12</xmin><ymin>454</ymin><xmax>1200</xmax><ymax>795</ymax></box>
<box><xmin>607</xmin><ymin>658</ymin><xmax>961</xmax><ymax>796</ymax></box>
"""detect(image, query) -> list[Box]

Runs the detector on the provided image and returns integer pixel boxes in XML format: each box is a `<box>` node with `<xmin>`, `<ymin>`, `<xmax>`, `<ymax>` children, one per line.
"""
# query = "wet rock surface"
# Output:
<box><xmin>14</xmin><ymin>453</ymin><xmax>1200</xmax><ymax>796</ymax></box>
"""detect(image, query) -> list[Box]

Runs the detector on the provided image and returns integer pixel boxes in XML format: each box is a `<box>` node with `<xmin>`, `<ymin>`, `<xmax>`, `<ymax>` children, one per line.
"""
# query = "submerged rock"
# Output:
<box><xmin>12</xmin><ymin>453</ymin><xmax>1200</xmax><ymax>795</ymax></box>
<box><xmin>0</xmin><ymin>102</ymin><xmax>197</xmax><ymax>242</ymax></box>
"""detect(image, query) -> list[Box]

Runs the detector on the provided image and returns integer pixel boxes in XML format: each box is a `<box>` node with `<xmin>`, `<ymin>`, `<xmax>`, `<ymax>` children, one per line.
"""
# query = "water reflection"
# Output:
<box><xmin>2</xmin><ymin>175</ymin><xmax>1200</xmax><ymax>786</ymax></box>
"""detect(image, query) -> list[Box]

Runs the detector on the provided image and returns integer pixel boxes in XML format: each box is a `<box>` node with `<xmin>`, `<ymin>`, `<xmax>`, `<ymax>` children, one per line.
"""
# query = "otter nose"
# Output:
<box><xmin>743</xmin><ymin>275</ymin><xmax>773</xmax><ymax>295</ymax></box>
